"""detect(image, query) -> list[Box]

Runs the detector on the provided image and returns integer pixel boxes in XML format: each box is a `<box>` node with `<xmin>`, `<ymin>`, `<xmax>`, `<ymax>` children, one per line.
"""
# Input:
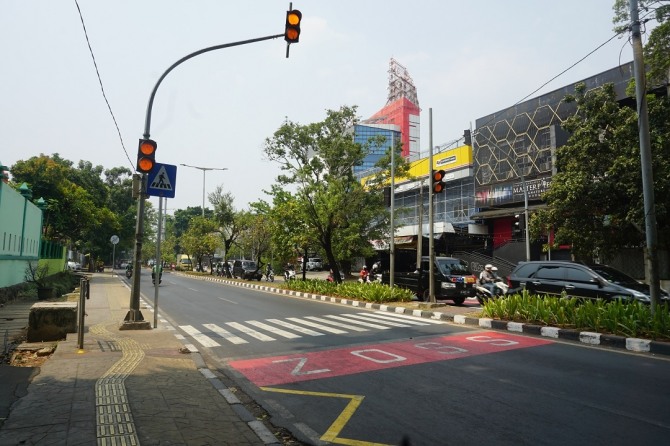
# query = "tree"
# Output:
<box><xmin>531</xmin><ymin>82</ymin><xmax>670</xmax><ymax>261</ymax></box>
<box><xmin>209</xmin><ymin>186</ymin><xmax>248</xmax><ymax>264</ymax></box>
<box><xmin>263</xmin><ymin>105</ymin><xmax>408</xmax><ymax>283</ymax></box>
<box><xmin>179</xmin><ymin>216</ymin><xmax>220</xmax><ymax>272</ymax></box>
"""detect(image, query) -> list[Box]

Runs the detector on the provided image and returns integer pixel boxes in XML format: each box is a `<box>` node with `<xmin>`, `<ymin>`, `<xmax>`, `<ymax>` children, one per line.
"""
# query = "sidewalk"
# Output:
<box><xmin>0</xmin><ymin>273</ymin><xmax>278</xmax><ymax>446</ymax></box>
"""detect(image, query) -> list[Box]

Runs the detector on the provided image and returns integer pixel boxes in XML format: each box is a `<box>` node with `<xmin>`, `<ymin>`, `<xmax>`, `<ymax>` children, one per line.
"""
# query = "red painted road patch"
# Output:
<box><xmin>229</xmin><ymin>331</ymin><xmax>552</xmax><ymax>386</ymax></box>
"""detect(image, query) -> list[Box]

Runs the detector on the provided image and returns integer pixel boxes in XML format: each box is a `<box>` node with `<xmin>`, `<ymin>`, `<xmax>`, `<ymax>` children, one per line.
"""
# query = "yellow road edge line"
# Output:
<box><xmin>259</xmin><ymin>387</ymin><xmax>391</xmax><ymax>446</ymax></box>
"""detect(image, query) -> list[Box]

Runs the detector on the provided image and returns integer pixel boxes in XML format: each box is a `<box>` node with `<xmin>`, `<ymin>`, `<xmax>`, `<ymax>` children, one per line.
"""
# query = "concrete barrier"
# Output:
<box><xmin>27</xmin><ymin>302</ymin><xmax>77</xmax><ymax>342</ymax></box>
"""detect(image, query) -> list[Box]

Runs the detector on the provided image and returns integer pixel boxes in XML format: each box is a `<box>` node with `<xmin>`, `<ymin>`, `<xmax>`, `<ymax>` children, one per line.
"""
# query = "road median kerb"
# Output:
<box><xmin>175</xmin><ymin>272</ymin><xmax>670</xmax><ymax>357</ymax></box>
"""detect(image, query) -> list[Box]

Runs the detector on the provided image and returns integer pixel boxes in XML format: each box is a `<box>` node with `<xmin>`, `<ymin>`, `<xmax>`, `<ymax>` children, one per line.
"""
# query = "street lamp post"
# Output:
<box><xmin>179</xmin><ymin>164</ymin><xmax>228</xmax><ymax>217</ymax></box>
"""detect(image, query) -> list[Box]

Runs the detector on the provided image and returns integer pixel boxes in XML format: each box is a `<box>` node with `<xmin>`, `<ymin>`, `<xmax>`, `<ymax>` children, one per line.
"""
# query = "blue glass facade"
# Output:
<box><xmin>353</xmin><ymin>124</ymin><xmax>400</xmax><ymax>175</ymax></box>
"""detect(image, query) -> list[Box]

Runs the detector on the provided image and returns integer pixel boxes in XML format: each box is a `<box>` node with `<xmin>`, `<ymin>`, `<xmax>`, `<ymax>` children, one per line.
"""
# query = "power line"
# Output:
<box><xmin>73</xmin><ymin>0</ymin><xmax>135</xmax><ymax>171</ymax></box>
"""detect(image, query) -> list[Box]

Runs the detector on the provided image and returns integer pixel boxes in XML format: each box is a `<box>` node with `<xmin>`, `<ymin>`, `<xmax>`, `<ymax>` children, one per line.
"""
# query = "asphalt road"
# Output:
<box><xmin>133</xmin><ymin>271</ymin><xmax>670</xmax><ymax>446</ymax></box>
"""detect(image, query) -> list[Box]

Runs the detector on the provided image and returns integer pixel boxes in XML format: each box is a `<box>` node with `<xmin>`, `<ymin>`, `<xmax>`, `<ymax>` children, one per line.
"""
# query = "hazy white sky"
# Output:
<box><xmin>0</xmin><ymin>1</ymin><xmax>655</xmax><ymax>214</ymax></box>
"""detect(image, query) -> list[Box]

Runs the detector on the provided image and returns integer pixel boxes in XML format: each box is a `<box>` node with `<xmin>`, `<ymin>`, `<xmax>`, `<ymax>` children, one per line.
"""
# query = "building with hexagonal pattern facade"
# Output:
<box><xmin>470</xmin><ymin>62</ymin><xmax>636</xmax><ymax>264</ymax></box>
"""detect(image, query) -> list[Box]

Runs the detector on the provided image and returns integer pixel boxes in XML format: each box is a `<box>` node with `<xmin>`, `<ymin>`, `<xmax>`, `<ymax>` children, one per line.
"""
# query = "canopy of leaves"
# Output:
<box><xmin>263</xmin><ymin>105</ymin><xmax>409</xmax><ymax>281</ymax></box>
<box><xmin>531</xmin><ymin>82</ymin><xmax>670</xmax><ymax>261</ymax></box>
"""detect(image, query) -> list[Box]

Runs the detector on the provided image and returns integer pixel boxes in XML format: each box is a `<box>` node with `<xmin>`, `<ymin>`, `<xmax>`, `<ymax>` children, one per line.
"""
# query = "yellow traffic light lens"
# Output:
<box><xmin>287</xmin><ymin>12</ymin><xmax>301</xmax><ymax>25</ymax></box>
<box><xmin>138</xmin><ymin>158</ymin><xmax>154</xmax><ymax>172</ymax></box>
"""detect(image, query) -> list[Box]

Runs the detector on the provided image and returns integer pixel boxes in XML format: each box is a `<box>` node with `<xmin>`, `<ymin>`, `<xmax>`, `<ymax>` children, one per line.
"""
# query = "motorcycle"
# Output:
<box><xmin>265</xmin><ymin>269</ymin><xmax>275</xmax><ymax>282</ymax></box>
<box><xmin>475</xmin><ymin>278</ymin><xmax>509</xmax><ymax>305</ymax></box>
<box><xmin>284</xmin><ymin>268</ymin><xmax>296</xmax><ymax>281</ymax></box>
<box><xmin>125</xmin><ymin>267</ymin><xmax>133</xmax><ymax>279</ymax></box>
<box><xmin>152</xmin><ymin>272</ymin><xmax>162</xmax><ymax>285</ymax></box>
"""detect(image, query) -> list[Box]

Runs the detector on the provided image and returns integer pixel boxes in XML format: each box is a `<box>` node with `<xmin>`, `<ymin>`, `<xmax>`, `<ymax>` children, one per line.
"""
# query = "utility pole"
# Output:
<box><xmin>630</xmin><ymin>0</ymin><xmax>660</xmax><ymax>312</ymax></box>
<box><xmin>428</xmin><ymin>108</ymin><xmax>436</xmax><ymax>303</ymax></box>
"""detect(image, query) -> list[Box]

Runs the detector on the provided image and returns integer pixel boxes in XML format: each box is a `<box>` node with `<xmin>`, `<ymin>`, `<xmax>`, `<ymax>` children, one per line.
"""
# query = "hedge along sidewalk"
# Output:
<box><xmin>176</xmin><ymin>272</ymin><xmax>670</xmax><ymax>357</ymax></box>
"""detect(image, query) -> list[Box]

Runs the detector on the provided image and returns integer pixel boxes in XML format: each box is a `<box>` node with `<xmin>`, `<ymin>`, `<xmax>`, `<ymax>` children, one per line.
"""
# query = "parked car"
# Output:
<box><xmin>232</xmin><ymin>260</ymin><xmax>263</xmax><ymax>281</ymax></box>
<box><xmin>306</xmin><ymin>257</ymin><xmax>323</xmax><ymax>271</ymax></box>
<box><xmin>67</xmin><ymin>261</ymin><xmax>81</xmax><ymax>271</ymax></box>
<box><xmin>381</xmin><ymin>256</ymin><xmax>477</xmax><ymax>305</ymax></box>
<box><xmin>508</xmin><ymin>261</ymin><xmax>669</xmax><ymax>304</ymax></box>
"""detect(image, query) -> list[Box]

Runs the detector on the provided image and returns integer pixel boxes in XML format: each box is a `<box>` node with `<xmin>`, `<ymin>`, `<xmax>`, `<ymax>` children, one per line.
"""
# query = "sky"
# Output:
<box><xmin>0</xmin><ymin>1</ymin><xmax>657</xmax><ymax>216</ymax></box>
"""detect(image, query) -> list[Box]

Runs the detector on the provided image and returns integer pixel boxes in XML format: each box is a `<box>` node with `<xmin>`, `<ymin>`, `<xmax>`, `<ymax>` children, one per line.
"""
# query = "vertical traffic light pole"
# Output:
<box><xmin>122</xmin><ymin>33</ymin><xmax>292</xmax><ymax>328</ymax></box>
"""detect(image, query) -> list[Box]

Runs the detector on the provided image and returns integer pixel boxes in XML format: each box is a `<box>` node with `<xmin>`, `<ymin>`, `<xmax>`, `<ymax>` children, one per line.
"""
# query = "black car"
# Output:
<box><xmin>232</xmin><ymin>260</ymin><xmax>263</xmax><ymax>281</ymax></box>
<box><xmin>508</xmin><ymin>261</ymin><xmax>668</xmax><ymax>304</ymax></box>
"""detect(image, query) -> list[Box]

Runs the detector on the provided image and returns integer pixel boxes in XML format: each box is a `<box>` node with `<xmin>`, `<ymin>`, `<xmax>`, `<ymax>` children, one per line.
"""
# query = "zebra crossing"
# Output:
<box><xmin>178</xmin><ymin>312</ymin><xmax>444</xmax><ymax>348</ymax></box>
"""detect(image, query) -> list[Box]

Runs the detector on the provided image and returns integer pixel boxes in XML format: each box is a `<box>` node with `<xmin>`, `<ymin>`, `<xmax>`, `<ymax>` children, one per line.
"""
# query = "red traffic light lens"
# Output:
<box><xmin>139</xmin><ymin>141</ymin><xmax>156</xmax><ymax>155</ymax></box>
<box><xmin>433</xmin><ymin>170</ymin><xmax>445</xmax><ymax>181</ymax></box>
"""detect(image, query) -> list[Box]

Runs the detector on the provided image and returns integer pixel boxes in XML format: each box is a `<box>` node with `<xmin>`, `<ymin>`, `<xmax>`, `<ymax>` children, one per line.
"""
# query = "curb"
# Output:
<box><xmin>175</xmin><ymin>272</ymin><xmax>670</xmax><ymax>357</ymax></box>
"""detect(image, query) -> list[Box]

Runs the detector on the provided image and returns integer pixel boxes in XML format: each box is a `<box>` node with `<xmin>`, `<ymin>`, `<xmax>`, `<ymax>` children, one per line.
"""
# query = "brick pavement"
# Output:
<box><xmin>0</xmin><ymin>273</ymin><xmax>278</xmax><ymax>446</ymax></box>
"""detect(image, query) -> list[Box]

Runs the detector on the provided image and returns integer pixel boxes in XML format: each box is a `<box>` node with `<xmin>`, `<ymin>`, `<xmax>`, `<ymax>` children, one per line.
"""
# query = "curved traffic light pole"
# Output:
<box><xmin>123</xmin><ymin>33</ymin><xmax>285</xmax><ymax>327</ymax></box>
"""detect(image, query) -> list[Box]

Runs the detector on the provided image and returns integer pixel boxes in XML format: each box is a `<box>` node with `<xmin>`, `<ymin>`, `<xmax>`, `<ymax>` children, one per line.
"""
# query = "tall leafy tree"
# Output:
<box><xmin>531</xmin><ymin>82</ymin><xmax>670</xmax><ymax>261</ymax></box>
<box><xmin>180</xmin><ymin>216</ymin><xmax>219</xmax><ymax>271</ymax></box>
<box><xmin>209</xmin><ymin>185</ymin><xmax>248</xmax><ymax>263</ymax></box>
<box><xmin>263</xmin><ymin>105</ymin><xmax>407</xmax><ymax>282</ymax></box>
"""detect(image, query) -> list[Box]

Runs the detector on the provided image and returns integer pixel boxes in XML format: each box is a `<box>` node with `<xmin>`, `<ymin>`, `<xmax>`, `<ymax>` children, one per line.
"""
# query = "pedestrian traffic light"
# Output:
<box><xmin>136</xmin><ymin>138</ymin><xmax>157</xmax><ymax>174</ymax></box>
<box><xmin>432</xmin><ymin>169</ymin><xmax>446</xmax><ymax>194</ymax></box>
<box><xmin>284</xmin><ymin>9</ymin><xmax>302</xmax><ymax>43</ymax></box>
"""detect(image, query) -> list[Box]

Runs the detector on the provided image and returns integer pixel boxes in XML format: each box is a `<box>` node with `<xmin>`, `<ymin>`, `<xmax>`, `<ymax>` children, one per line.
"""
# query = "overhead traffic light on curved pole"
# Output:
<box><xmin>136</xmin><ymin>138</ymin><xmax>157</xmax><ymax>174</ymax></box>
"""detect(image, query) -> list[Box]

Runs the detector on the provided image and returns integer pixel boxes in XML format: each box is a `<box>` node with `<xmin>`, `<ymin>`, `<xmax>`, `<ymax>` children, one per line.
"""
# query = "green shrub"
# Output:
<box><xmin>482</xmin><ymin>293</ymin><xmax>670</xmax><ymax>340</ymax></box>
<box><xmin>280</xmin><ymin>279</ymin><xmax>414</xmax><ymax>303</ymax></box>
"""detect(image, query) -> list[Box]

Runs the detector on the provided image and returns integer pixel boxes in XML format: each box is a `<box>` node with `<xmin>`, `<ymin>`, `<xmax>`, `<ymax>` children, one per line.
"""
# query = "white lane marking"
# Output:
<box><xmin>325</xmin><ymin>314</ymin><xmax>391</xmax><ymax>329</ymax></box>
<box><xmin>343</xmin><ymin>313</ymin><xmax>412</xmax><ymax>327</ymax></box>
<box><xmin>203</xmin><ymin>323</ymin><xmax>248</xmax><ymax>345</ymax></box>
<box><xmin>226</xmin><ymin>322</ymin><xmax>276</xmax><ymax>341</ymax></box>
<box><xmin>179</xmin><ymin>325</ymin><xmax>221</xmax><ymax>347</ymax></box>
<box><xmin>305</xmin><ymin>316</ymin><xmax>369</xmax><ymax>332</ymax></box>
<box><xmin>187</xmin><ymin>287</ymin><xmax>198</xmax><ymax>292</ymax></box>
<box><xmin>217</xmin><ymin>296</ymin><xmax>238</xmax><ymax>304</ymax></box>
<box><xmin>174</xmin><ymin>334</ymin><xmax>186</xmax><ymax>340</ymax></box>
<box><xmin>246</xmin><ymin>320</ymin><xmax>302</xmax><ymax>339</ymax></box>
<box><xmin>286</xmin><ymin>317</ymin><xmax>348</xmax><ymax>334</ymax></box>
<box><xmin>374</xmin><ymin>311</ymin><xmax>445</xmax><ymax>324</ymax></box>
<box><xmin>362</xmin><ymin>312</ymin><xmax>431</xmax><ymax>325</ymax></box>
<box><xmin>266</xmin><ymin>319</ymin><xmax>325</xmax><ymax>336</ymax></box>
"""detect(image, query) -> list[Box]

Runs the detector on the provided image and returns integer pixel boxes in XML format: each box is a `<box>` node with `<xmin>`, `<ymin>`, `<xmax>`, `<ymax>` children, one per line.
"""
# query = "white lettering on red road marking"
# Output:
<box><xmin>229</xmin><ymin>331</ymin><xmax>553</xmax><ymax>386</ymax></box>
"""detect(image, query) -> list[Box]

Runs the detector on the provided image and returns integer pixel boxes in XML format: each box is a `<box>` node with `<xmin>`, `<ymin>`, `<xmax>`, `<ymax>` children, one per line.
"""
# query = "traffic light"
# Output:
<box><xmin>513</xmin><ymin>214</ymin><xmax>524</xmax><ymax>235</ymax></box>
<box><xmin>432</xmin><ymin>170</ymin><xmax>446</xmax><ymax>194</ymax></box>
<box><xmin>463</xmin><ymin>129</ymin><xmax>472</xmax><ymax>146</ymax></box>
<box><xmin>136</xmin><ymin>138</ymin><xmax>157</xmax><ymax>174</ymax></box>
<box><xmin>284</xmin><ymin>9</ymin><xmax>302</xmax><ymax>43</ymax></box>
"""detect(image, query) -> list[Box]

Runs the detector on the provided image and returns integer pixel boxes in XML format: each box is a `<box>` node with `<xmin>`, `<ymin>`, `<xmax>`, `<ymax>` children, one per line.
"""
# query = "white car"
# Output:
<box><xmin>306</xmin><ymin>258</ymin><xmax>323</xmax><ymax>271</ymax></box>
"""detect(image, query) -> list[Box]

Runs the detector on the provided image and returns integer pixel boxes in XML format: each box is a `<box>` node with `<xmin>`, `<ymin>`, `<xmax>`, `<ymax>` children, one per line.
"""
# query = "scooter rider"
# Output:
<box><xmin>480</xmin><ymin>264</ymin><xmax>496</xmax><ymax>295</ymax></box>
<box><xmin>152</xmin><ymin>262</ymin><xmax>163</xmax><ymax>284</ymax></box>
<box><xmin>265</xmin><ymin>264</ymin><xmax>274</xmax><ymax>280</ymax></box>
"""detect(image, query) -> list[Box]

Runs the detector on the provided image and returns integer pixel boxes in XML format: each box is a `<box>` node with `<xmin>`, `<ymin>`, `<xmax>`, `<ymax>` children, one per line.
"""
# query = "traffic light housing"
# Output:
<box><xmin>284</xmin><ymin>9</ymin><xmax>302</xmax><ymax>43</ymax></box>
<box><xmin>432</xmin><ymin>170</ymin><xmax>446</xmax><ymax>194</ymax></box>
<box><xmin>136</xmin><ymin>138</ymin><xmax>157</xmax><ymax>174</ymax></box>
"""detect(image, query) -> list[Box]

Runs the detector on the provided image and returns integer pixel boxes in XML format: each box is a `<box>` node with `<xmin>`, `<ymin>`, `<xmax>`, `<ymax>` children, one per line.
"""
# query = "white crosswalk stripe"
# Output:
<box><xmin>267</xmin><ymin>319</ymin><xmax>325</xmax><ymax>336</ymax></box>
<box><xmin>286</xmin><ymin>317</ymin><xmax>347</xmax><ymax>334</ymax></box>
<box><xmin>304</xmin><ymin>315</ymin><xmax>369</xmax><ymax>332</ymax></box>
<box><xmin>203</xmin><ymin>323</ymin><xmax>248</xmax><ymax>344</ymax></box>
<box><xmin>323</xmin><ymin>314</ymin><xmax>392</xmax><ymax>329</ymax></box>
<box><xmin>179</xmin><ymin>325</ymin><xmax>221</xmax><ymax>347</ymax></box>
<box><xmin>225</xmin><ymin>322</ymin><xmax>275</xmax><ymax>341</ymax></box>
<box><xmin>246</xmin><ymin>320</ymin><xmax>302</xmax><ymax>339</ymax></box>
<box><xmin>364</xmin><ymin>312</ymin><xmax>433</xmax><ymax>325</ymax></box>
<box><xmin>178</xmin><ymin>312</ymin><xmax>442</xmax><ymax>348</ymax></box>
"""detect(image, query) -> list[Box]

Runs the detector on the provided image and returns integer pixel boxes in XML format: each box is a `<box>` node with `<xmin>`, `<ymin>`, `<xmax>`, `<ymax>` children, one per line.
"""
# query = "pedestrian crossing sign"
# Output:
<box><xmin>146</xmin><ymin>163</ymin><xmax>177</xmax><ymax>198</ymax></box>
